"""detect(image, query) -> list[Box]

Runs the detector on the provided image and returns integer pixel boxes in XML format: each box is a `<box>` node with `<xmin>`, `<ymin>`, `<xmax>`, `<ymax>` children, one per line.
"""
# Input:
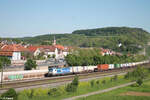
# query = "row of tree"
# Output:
<box><xmin>65</xmin><ymin>49</ymin><xmax>147</xmax><ymax>66</ymax></box>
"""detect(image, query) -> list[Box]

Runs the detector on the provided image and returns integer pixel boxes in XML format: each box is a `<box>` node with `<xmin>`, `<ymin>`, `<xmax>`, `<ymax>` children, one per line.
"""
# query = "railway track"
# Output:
<box><xmin>0</xmin><ymin>63</ymin><xmax>150</xmax><ymax>91</ymax></box>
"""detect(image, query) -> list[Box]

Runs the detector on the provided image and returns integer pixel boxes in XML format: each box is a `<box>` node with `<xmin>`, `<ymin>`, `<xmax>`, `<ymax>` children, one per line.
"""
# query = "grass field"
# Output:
<box><xmin>18</xmin><ymin>75</ymin><xmax>130</xmax><ymax>100</ymax></box>
<box><xmin>77</xmin><ymin>80</ymin><xmax>150</xmax><ymax>100</ymax></box>
<box><xmin>2</xmin><ymin>66</ymin><xmax>150</xmax><ymax>100</ymax></box>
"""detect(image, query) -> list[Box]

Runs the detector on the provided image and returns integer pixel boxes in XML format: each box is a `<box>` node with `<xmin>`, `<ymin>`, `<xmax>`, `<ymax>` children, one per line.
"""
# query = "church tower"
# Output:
<box><xmin>53</xmin><ymin>36</ymin><xmax>56</xmax><ymax>45</ymax></box>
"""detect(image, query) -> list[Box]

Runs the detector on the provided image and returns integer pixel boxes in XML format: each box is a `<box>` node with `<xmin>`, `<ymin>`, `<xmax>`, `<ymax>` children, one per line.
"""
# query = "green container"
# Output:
<box><xmin>114</xmin><ymin>64</ymin><xmax>120</xmax><ymax>68</ymax></box>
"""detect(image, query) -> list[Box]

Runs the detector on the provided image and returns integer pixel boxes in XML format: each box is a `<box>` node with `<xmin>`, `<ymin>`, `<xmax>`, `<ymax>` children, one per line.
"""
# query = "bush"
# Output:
<box><xmin>29</xmin><ymin>89</ymin><xmax>34</xmax><ymax>98</ymax></box>
<box><xmin>65</xmin><ymin>75</ymin><xmax>79</xmax><ymax>92</ymax></box>
<box><xmin>21</xmin><ymin>89</ymin><xmax>34</xmax><ymax>98</ymax></box>
<box><xmin>90</xmin><ymin>80</ymin><xmax>95</xmax><ymax>87</ymax></box>
<box><xmin>17</xmin><ymin>94</ymin><xmax>29</xmax><ymax>100</ymax></box>
<box><xmin>96</xmin><ymin>80</ymin><xmax>100</xmax><ymax>85</ymax></box>
<box><xmin>72</xmin><ymin>75</ymin><xmax>79</xmax><ymax>86</ymax></box>
<box><xmin>124</xmin><ymin>72</ymin><xmax>130</xmax><ymax>79</ymax></box>
<box><xmin>48</xmin><ymin>87</ymin><xmax>64</xmax><ymax>97</ymax></box>
<box><xmin>130</xmin><ymin>83</ymin><xmax>139</xmax><ymax>87</ymax></box>
<box><xmin>124</xmin><ymin>67</ymin><xmax>148</xmax><ymax>80</ymax></box>
<box><xmin>113</xmin><ymin>75</ymin><xmax>118</xmax><ymax>81</ymax></box>
<box><xmin>19</xmin><ymin>89</ymin><xmax>32</xmax><ymax>97</ymax></box>
<box><xmin>32</xmin><ymin>88</ymin><xmax>48</xmax><ymax>97</ymax></box>
<box><xmin>1</xmin><ymin>88</ymin><xmax>17</xmax><ymax>100</ymax></box>
<box><xmin>110</xmin><ymin>77</ymin><xmax>113</xmax><ymax>82</ymax></box>
<box><xmin>136</xmin><ymin>78</ymin><xmax>143</xmax><ymax>86</ymax></box>
<box><xmin>66</xmin><ymin>83</ymin><xmax>77</xmax><ymax>92</ymax></box>
<box><xmin>102</xmin><ymin>80</ymin><xmax>106</xmax><ymax>85</ymax></box>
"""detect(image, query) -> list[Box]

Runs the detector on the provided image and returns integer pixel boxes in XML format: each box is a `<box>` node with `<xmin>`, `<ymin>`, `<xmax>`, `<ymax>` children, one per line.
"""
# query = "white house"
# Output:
<box><xmin>0</xmin><ymin>44</ymin><xmax>21</xmax><ymax>60</ymax></box>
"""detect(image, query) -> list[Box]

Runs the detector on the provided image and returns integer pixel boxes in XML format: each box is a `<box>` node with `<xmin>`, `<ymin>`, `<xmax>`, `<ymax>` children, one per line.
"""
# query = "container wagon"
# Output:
<box><xmin>94</xmin><ymin>64</ymin><xmax>109</xmax><ymax>72</ymax></box>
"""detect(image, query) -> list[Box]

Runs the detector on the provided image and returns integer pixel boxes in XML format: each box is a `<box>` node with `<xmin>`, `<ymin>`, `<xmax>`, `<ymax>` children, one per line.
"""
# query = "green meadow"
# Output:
<box><xmin>77</xmin><ymin>80</ymin><xmax>150</xmax><ymax>100</ymax></box>
<box><xmin>18</xmin><ymin>75</ymin><xmax>130</xmax><ymax>100</ymax></box>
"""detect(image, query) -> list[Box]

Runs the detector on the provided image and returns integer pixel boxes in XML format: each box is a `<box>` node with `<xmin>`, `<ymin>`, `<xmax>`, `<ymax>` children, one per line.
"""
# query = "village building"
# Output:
<box><xmin>0</xmin><ymin>44</ymin><xmax>21</xmax><ymax>60</ymax></box>
<box><xmin>100</xmin><ymin>48</ymin><xmax>122</xmax><ymax>56</ymax></box>
<box><xmin>27</xmin><ymin>46</ymin><xmax>41</xmax><ymax>57</ymax></box>
<box><xmin>0</xmin><ymin>37</ymin><xmax>69</xmax><ymax>60</ymax></box>
<box><xmin>27</xmin><ymin>45</ymin><xmax>69</xmax><ymax>59</ymax></box>
<box><xmin>27</xmin><ymin>37</ymin><xmax>69</xmax><ymax>59</ymax></box>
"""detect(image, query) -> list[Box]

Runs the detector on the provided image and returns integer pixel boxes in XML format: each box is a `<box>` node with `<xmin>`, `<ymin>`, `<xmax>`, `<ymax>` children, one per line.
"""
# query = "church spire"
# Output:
<box><xmin>53</xmin><ymin>36</ymin><xmax>56</xmax><ymax>45</ymax></box>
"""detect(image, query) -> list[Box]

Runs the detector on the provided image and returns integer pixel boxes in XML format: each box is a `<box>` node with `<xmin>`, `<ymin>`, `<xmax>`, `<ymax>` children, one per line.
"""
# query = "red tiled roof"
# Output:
<box><xmin>40</xmin><ymin>46</ymin><xmax>55</xmax><ymax>52</ymax></box>
<box><xmin>27</xmin><ymin>45</ymin><xmax>65</xmax><ymax>52</ymax></box>
<box><xmin>0</xmin><ymin>44</ymin><xmax>28</xmax><ymax>52</ymax></box>
<box><xmin>0</xmin><ymin>51</ymin><xmax>13</xmax><ymax>56</ymax></box>
<box><xmin>54</xmin><ymin>45</ymin><xmax>64</xmax><ymax>50</ymax></box>
<box><xmin>15</xmin><ymin>45</ymin><xmax>29</xmax><ymax>52</ymax></box>
<box><xmin>0</xmin><ymin>44</ymin><xmax>21</xmax><ymax>52</ymax></box>
<box><xmin>27</xmin><ymin>46</ymin><xmax>39</xmax><ymax>52</ymax></box>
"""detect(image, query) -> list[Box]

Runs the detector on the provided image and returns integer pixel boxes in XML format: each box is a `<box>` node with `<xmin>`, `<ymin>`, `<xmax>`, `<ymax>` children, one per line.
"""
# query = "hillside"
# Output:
<box><xmin>1</xmin><ymin>27</ymin><xmax>150</xmax><ymax>54</ymax></box>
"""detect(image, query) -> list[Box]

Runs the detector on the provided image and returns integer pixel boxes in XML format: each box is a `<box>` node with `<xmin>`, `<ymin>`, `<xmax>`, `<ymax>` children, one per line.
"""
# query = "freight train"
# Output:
<box><xmin>1</xmin><ymin>60</ymin><xmax>149</xmax><ymax>82</ymax></box>
<box><xmin>47</xmin><ymin>60</ymin><xmax>150</xmax><ymax>76</ymax></box>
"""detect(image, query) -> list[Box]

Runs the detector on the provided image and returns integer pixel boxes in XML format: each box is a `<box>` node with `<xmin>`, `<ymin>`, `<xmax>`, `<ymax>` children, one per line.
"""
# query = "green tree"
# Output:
<box><xmin>90</xmin><ymin>80</ymin><xmax>95</xmax><ymax>87</ymax></box>
<box><xmin>132</xmin><ymin>66</ymin><xmax>148</xmax><ymax>79</ymax></box>
<box><xmin>52</xmin><ymin>54</ymin><xmax>56</xmax><ymax>58</ymax></box>
<box><xmin>24</xmin><ymin>59</ymin><xmax>37</xmax><ymax>70</ymax></box>
<box><xmin>0</xmin><ymin>57</ymin><xmax>11</xmax><ymax>88</ymax></box>
<box><xmin>124</xmin><ymin>67</ymin><xmax>148</xmax><ymax>80</ymax></box>
<box><xmin>36</xmin><ymin>52</ymin><xmax>45</xmax><ymax>60</ymax></box>
<box><xmin>72</xmin><ymin>75</ymin><xmax>79</xmax><ymax>86</ymax></box>
<box><xmin>21</xmin><ymin>51</ymin><xmax>33</xmax><ymax>59</ymax></box>
<box><xmin>1</xmin><ymin>88</ymin><xmax>17</xmax><ymax>100</ymax></box>
<box><xmin>41</xmin><ymin>41</ymin><xmax>52</xmax><ymax>45</ymax></box>
<box><xmin>113</xmin><ymin>75</ymin><xmax>118</xmax><ymax>81</ymax></box>
<box><xmin>0</xmin><ymin>57</ymin><xmax>11</xmax><ymax>67</ymax></box>
<box><xmin>110</xmin><ymin>77</ymin><xmax>113</xmax><ymax>82</ymax></box>
<box><xmin>48</xmin><ymin>88</ymin><xmax>63</xmax><ymax>97</ymax></box>
<box><xmin>102</xmin><ymin>80</ymin><xmax>106</xmax><ymax>85</ymax></box>
<box><xmin>66</xmin><ymin>75</ymin><xmax>79</xmax><ymax>92</ymax></box>
<box><xmin>0</xmin><ymin>61</ymin><xmax>2</xmax><ymax>70</ymax></box>
<box><xmin>136</xmin><ymin>78</ymin><xmax>143</xmax><ymax>86</ymax></box>
<box><xmin>47</xmin><ymin>55</ymin><xmax>51</xmax><ymax>58</ymax></box>
<box><xmin>96</xmin><ymin>80</ymin><xmax>100</xmax><ymax>85</ymax></box>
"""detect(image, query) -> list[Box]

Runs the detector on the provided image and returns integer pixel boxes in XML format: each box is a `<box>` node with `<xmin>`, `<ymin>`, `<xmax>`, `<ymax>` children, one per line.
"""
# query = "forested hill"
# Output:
<box><xmin>72</xmin><ymin>27</ymin><xmax>149</xmax><ymax>36</ymax></box>
<box><xmin>1</xmin><ymin>27</ymin><xmax>150</xmax><ymax>54</ymax></box>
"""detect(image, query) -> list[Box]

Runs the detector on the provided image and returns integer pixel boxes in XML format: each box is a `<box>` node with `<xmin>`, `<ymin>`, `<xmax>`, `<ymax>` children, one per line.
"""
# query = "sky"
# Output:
<box><xmin>0</xmin><ymin>0</ymin><xmax>150</xmax><ymax>38</ymax></box>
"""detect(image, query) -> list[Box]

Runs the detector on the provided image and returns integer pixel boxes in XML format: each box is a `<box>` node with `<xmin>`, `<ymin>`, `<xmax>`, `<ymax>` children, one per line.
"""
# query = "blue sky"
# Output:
<box><xmin>0</xmin><ymin>0</ymin><xmax>150</xmax><ymax>37</ymax></box>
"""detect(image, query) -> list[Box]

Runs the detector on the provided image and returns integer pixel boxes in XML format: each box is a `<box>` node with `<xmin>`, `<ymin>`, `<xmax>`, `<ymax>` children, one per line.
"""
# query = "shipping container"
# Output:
<box><xmin>108</xmin><ymin>64</ymin><xmax>114</xmax><ymax>69</ymax></box>
<box><xmin>125</xmin><ymin>63</ymin><xmax>129</xmax><ymax>67</ymax></box>
<box><xmin>78</xmin><ymin>66</ymin><xmax>84</xmax><ymax>72</ymax></box>
<box><xmin>97</xmin><ymin>64</ymin><xmax>109</xmax><ymax>71</ymax></box>
<box><xmin>87</xmin><ymin>66</ymin><xmax>96</xmax><ymax>71</ymax></box>
<box><xmin>121</xmin><ymin>64</ymin><xmax>123</xmax><ymax>67</ymax></box>
<box><xmin>114</xmin><ymin>64</ymin><xmax>120</xmax><ymax>68</ymax></box>
<box><xmin>128</xmin><ymin>63</ymin><xmax>132</xmax><ymax>67</ymax></box>
<box><xmin>71</xmin><ymin>66</ymin><xmax>78</xmax><ymax>73</ymax></box>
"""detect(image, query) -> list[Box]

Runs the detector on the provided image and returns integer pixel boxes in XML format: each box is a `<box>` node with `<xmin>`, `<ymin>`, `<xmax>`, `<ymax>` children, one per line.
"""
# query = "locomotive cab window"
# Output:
<box><xmin>49</xmin><ymin>69</ymin><xmax>53</xmax><ymax>72</ymax></box>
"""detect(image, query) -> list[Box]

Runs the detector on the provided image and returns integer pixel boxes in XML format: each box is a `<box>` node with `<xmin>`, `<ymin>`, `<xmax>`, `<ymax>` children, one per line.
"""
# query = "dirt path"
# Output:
<box><xmin>63</xmin><ymin>82</ymin><xmax>136</xmax><ymax>100</ymax></box>
<box><xmin>120</xmin><ymin>91</ymin><xmax>150</xmax><ymax>96</ymax></box>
